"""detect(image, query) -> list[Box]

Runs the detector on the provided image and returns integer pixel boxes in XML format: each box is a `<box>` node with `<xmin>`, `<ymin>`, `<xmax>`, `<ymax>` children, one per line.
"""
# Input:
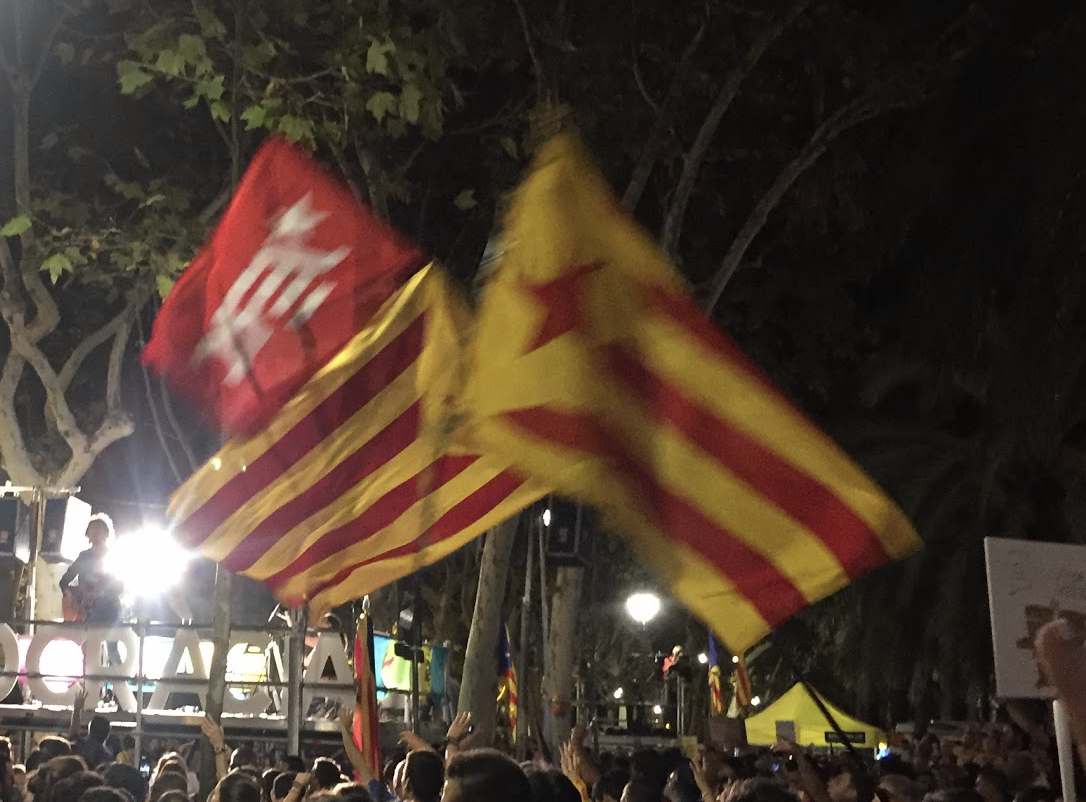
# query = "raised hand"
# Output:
<box><xmin>399</xmin><ymin>730</ymin><xmax>434</xmax><ymax>753</ymax></box>
<box><xmin>446</xmin><ymin>711</ymin><xmax>472</xmax><ymax>744</ymax></box>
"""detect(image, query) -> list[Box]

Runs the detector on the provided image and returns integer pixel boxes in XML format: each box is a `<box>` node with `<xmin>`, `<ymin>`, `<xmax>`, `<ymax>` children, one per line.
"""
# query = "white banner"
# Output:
<box><xmin>984</xmin><ymin>537</ymin><xmax>1086</xmax><ymax>698</ymax></box>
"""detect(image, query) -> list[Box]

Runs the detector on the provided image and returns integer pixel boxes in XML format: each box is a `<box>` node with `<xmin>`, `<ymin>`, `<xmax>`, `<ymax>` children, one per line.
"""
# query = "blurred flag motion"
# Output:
<box><xmin>458</xmin><ymin>135</ymin><xmax>920</xmax><ymax>653</ymax></box>
<box><xmin>145</xmin><ymin>134</ymin><xmax>917</xmax><ymax>646</ymax></box>
<box><xmin>352</xmin><ymin>607</ymin><xmax>381</xmax><ymax>778</ymax></box>
<box><xmin>708</xmin><ymin>633</ymin><xmax>725</xmax><ymax>716</ymax></box>
<box><xmin>496</xmin><ymin>623</ymin><xmax>519</xmax><ymax>733</ymax></box>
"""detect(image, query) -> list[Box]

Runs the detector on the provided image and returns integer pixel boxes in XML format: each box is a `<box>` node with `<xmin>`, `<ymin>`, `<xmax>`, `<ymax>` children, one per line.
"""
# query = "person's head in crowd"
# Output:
<box><xmin>383</xmin><ymin>754</ymin><xmax>404</xmax><ymax>790</ymax></box>
<box><xmin>232</xmin><ymin>746</ymin><xmax>261</xmax><ymax>772</ymax></box>
<box><xmin>211</xmin><ymin>771</ymin><xmax>263</xmax><ymax>802</ymax></box>
<box><xmin>976</xmin><ymin>768</ymin><xmax>1012</xmax><ymax>802</ymax></box>
<box><xmin>923</xmin><ymin>791</ymin><xmax>985</xmax><ymax>802</ymax></box>
<box><xmin>620</xmin><ymin>781</ymin><xmax>661</xmax><ymax>802</ymax></box>
<box><xmin>83</xmin><ymin>788</ymin><xmax>137</xmax><ymax>802</ymax></box>
<box><xmin>86</xmin><ymin>715</ymin><xmax>112</xmax><ymax>747</ymax></box>
<box><xmin>720</xmin><ymin>778</ymin><xmax>801</xmax><ymax>802</ymax></box>
<box><xmin>156</xmin><ymin>792</ymin><xmax>191</xmax><ymax>802</ymax></box>
<box><xmin>278</xmin><ymin>755</ymin><xmax>306</xmax><ymax>774</ymax></box>
<box><xmin>272</xmin><ymin>771</ymin><xmax>299</xmax><ymax>802</ymax></box>
<box><xmin>630</xmin><ymin>749</ymin><xmax>667</xmax><ymax>793</ymax></box>
<box><xmin>28</xmin><ymin>755</ymin><xmax>86</xmax><ymax>801</ymax></box>
<box><xmin>1013</xmin><ymin>787</ymin><xmax>1056</xmax><ymax>802</ymax></box>
<box><xmin>523</xmin><ymin>764</ymin><xmax>580</xmax><ymax>802</ymax></box>
<box><xmin>878</xmin><ymin>756</ymin><xmax>915</xmax><ymax>780</ymax></box>
<box><xmin>877</xmin><ymin>774</ymin><xmax>923</xmax><ymax>802</ymax></box>
<box><xmin>829</xmin><ymin>760</ymin><xmax>876</xmax><ymax>802</ymax></box>
<box><xmin>593</xmin><ymin>770</ymin><xmax>627</xmax><ymax>802</ymax></box>
<box><xmin>39</xmin><ymin>736</ymin><xmax>74</xmax><ymax>759</ymax></box>
<box><xmin>103</xmin><ymin>762</ymin><xmax>148</xmax><ymax>802</ymax></box>
<box><xmin>0</xmin><ymin>737</ymin><xmax>10</xmax><ymax>761</ymax></box>
<box><xmin>312</xmin><ymin>757</ymin><xmax>342</xmax><ymax>791</ymax></box>
<box><xmin>915</xmin><ymin>773</ymin><xmax>938</xmax><ymax>796</ymax></box>
<box><xmin>330</xmin><ymin>781</ymin><xmax>375</xmax><ymax>801</ymax></box>
<box><xmin>1003</xmin><ymin>753</ymin><xmax>1035</xmax><ymax>793</ymax></box>
<box><xmin>154</xmin><ymin>752</ymin><xmax>188</xmax><ymax>778</ymax></box>
<box><xmin>11</xmin><ymin>763</ymin><xmax>25</xmax><ymax>795</ymax></box>
<box><xmin>442</xmin><ymin>749</ymin><xmax>530</xmax><ymax>802</ymax></box>
<box><xmin>149</xmin><ymin>771</ymin><xmax>190</xmax><ymax>802</ymax></box>
<box><xmin>49</xmin><ymin>769</ymin><xmax>104</xmax><ymax>802</ymax></box>
<box><xmin>663</xmin><ymin>761</ymin><xmax>701</xmax><ymax>802</ymax></box>
<box><xmin>261</xmin><ymin>768</ymin><xmax>280</xmax><ymax>802</ymax></box>
<box><xmin>395</xmin><ymin>749</ymin><xmax>443</xmax><ymax>802</ymax></box>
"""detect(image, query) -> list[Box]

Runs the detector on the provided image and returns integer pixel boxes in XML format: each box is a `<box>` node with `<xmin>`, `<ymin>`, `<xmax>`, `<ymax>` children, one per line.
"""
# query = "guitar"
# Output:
<box><xmin>62</xmin><ymin>578</ymin><xmax>121</xmax><ymax>623</ymax></box>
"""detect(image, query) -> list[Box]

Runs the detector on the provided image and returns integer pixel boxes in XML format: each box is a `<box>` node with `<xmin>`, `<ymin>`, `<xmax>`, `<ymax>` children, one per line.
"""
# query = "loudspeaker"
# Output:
<box><xmin>0</xmin><ymin>556</ymin><xmax>23</xmax><ymax>619</ymax></box>
<box><xmin>41</xmin><ymin>496</ymin><xmax>91</xmax><ymax>561</ymax></box>
<box><xmin>544</xmin><ymin>499</ymin><xmax>593</xmax><ymax>567</ymax></box>
<box><xmin>0</xmin><ymin>499</ymin><xmax>17</xmax><ymax>557</ymax></box>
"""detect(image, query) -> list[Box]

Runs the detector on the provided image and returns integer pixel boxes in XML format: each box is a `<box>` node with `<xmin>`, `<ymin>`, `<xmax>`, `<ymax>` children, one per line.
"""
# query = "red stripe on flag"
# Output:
<box><xmin>296</xmin><ymin>470</ymin><xmax>526</xmax><ymax>604</ymax></box>
<box><xmin>604</xmin><ymin>343</ymin><xmax>891</xmax><ymax>576</ymax></box>
<box><xmin>178</xmin><ymin>316</ymin><xmax>426</xmax><ymax>545</ymax></box>
<box><xmin>261</xmin><ymin>453</ymin><xmax>480</xmax><ymax>585</ymax></box>
<box><xmin>220</xmin><ymin>401</ymin><xmax>424</xmax><ymax>571</ymax></box>
<box><xmin>501</xmin><ymin>407</ymin><xmax>805</xmax><ymax>627</ymax></box>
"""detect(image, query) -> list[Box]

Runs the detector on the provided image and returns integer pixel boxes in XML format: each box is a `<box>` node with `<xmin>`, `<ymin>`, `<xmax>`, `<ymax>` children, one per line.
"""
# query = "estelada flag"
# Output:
<box><xmin>708</xmin><ymin>633</ymin><xmax>725</xmax><ymax>716</ymax></box>
<box><xmin>734</xmin><ymin>653</ymin><xmax>753</xmax><ymax>709</ymax></box>
<box><xmin>496</xmin><ymin>623</ymin><xmax>518</xmax><ymax>733</ymax></box>
<box><xmin>143</xmin><ymin>137</ymin><xmax>425</xmax><ymax>435</ymax></box>
<box><xmin>167</xmin><ymin>266</ymin><xmax>543</xmax><ymax>612</ymax></box>
<box><xmin>353</xmin><ymin>607</ymin><xmax>381</xmax><ymax>780</ymax></box>
<box><xmin>459</xmin><ymin>135</ymin><xmax>920</xmax><ymax>653</ymax></box>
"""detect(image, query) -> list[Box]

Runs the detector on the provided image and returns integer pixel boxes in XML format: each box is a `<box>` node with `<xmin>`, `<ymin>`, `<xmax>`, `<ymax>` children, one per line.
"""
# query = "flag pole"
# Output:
<box><xmin>516</xmin><ymin>517</ymin><xmax>534</xmax><ymax>760</ymax></box>
<box><xmin>782</xmin><ymin>651</ymin><xmax>866</xmax><ymax>766</ymax></box>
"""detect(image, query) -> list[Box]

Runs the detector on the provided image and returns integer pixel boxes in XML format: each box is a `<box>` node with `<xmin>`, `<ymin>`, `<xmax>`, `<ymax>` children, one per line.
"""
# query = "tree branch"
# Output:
<box><xmin>21</xmin><ymin>267</ymin><xmax>61</xmax><ymax>343</ymax></box>
<box><xmin>103</xmin><ymin>302</ymin><xmax>137</xmax><ymax>413</ymax></box>
<box><xmin>659</xmin><ymin>0</ymin><xmax>811</xmax><ymax>256</ymax></box>
<box><xmin>28</xmin><ymin>4</ymin><xmax>73</xmax><ymax>91</ymax></box>
<box><xmin>57</xmin><ymin>306</ymin><xmax>132</xmax><ymax>390</ymax></box>
<box><xmin>703</xmin><ymin>95</ymin><xmax>906</xmax><ymax>314</ymax></box>
<box><xmin>512</xmin><ymin>0</ymin><xmax>547</xmax><ymax>99</ymax></box>
<box><xmin>0</xmin><ymin>352</ymin><xmax>39</xmax><ymax>486</ymax></box>
<box><xmin>621</xmin><ymin>21</ymin><xmax>706</xmax><ymax>212</ymax></box>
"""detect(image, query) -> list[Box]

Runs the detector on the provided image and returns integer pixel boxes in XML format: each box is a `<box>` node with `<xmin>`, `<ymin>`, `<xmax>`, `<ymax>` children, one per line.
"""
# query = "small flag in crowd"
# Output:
<box><xmin>145</xmin><ymin>138</ymin><xmax>542</xmax><ymax>612</ymax></box>
<box><xmin>353</xmin><ymin>606</ymin><xmax>381</xmax><ymax>779</ymax></box>
<box><xmin>496</xmin><ymin>623</ymin><xmax>519</xmax><ymax>733</ymax></box>
<box><xmin>734</xmin><ymin>653</ymin><xmax>753</xmax><ymax>709</ymax></box>
<box><xmin>458</xmin><ymin>135</ymin><xmax>920</xmax><ymax>653</ymax></box>
<box><xmin>708</xmin><ymin>633</ymin><xmax>725</xmax><ymax>716</ymax></box>
<box><xmin>143</xmin><ymin>137</ymin><xmax>426</xmax><ymax>435</ymax></box>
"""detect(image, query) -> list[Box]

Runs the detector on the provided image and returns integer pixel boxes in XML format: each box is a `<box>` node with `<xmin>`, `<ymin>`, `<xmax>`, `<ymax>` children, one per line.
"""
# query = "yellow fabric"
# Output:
<box><xmin>743</xmin><ymin>684</ymin><xmax>886</xmax><ymax>747</ymax></box>
<box><xmin>458</xmin><ymin>134</ymin><xmax>919</xmax><ymax>653</ymax></box>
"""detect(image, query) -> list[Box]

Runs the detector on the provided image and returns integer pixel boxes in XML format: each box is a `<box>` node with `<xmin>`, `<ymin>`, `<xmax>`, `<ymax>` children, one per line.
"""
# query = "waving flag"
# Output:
<box><xmin>708</xmin><ymin>633</ymin><xmax>725</xmax><ymax>716</ymax></box>
<box><xmin>459</xmin><ymin>135</ymin><xmax>920</xmax><ymax>652</ymax></box>
<box><xmin>496</xmin><ymin>623</ymin><xmax>518</xmax><ymax>733</ymax></box>
<box><xmin>734</xmin><ymin>653</ymin><xmax>752</xmax><ymax>709</ymax></box>
<box><xmin>143</xmin><ymin>137</ymin><xmax>425</xmax><ymax>434</ymax></box>
<box><xmin>166</xmin><ymin>267</ymin><xmax>542</xmax><ymax>612</ymax></box>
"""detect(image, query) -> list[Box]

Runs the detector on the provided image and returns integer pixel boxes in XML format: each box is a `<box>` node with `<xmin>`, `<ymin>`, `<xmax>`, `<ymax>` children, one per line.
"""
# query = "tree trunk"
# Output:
<box><xmin>457</xmin><ymin>516</ymin><xmax>518</xmax><ymax>743</ymax></box>
<box><xmin>545</xmin><ymin>566</ymin><xmax>584</xmax><ymax>751</ymax></box>
<box><xmin>199</xmin><ymin>565</ymin><xmax>232</xmax><ymax>800</ymax></box>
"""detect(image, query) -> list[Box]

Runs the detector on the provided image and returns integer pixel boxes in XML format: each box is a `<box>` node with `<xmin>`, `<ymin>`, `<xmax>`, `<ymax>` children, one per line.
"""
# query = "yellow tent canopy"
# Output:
<box><xmin>744</xmin><ymin>684</ymin><xmax>886</xmax><ymax>748</ymax></box>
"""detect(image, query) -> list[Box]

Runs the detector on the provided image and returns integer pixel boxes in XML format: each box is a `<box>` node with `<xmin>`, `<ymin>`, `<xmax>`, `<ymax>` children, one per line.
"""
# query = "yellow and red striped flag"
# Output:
<box><xmin>708</xmin><ymin>634</ymin><xmax>725</xmax><ymax>716</ymax></box>
<box><xmin>734</xmin><ymin>654</ymin><xmax>752</xmax><ymax>709</ymax></box>
<box><xmin>459</xmin><ymin>135</ymin><xmax>920</xmax><ymax>653</ymax></box>
<box><xmin>352</xmin><ymin>607</ymin><xmax>381</xmax><ymax>779</ymax></box>
<box><xmin>168</xmin><ymin>266</ymin><xmax>543</xmax><ymax>612</ymax></box>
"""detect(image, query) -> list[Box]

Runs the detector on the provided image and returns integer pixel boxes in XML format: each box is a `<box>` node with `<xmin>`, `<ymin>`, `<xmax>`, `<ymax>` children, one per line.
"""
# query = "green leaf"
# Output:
<box><xmin>0</xmin><ymin>216</ymin><xmax>31</xmax><ymax>237</ymax></box>
<box><xmin>54</xmin><ymin>42</ymin><xmax>75</xmax><ymax>65</ymax></box>
<box><xmin>41</xmin><ymin>254</ymin><xmax>74</xmax><ymax>284</ymax></box>
<box><xmin>156</xmin><ymin>274</ymin><xmax>176</xmax><ymax>299</ymax></box>
<box><xmin>176</xmin><ymin>34</ymin><xmax>207</xmax><ymax>62</ymax></box>
<box><xmin>141</xmin><ymin>194</ymin><xmax>166</xmax><ymax>207</ymax></box>
<box><xmin>210</xmin><ymin>99</ymin><xmax>230</xmax><ymax>122</ymax></box>
<box><xmin>365</xmin><ymin>91</ymin><xmax>397</xmax><ymax>122</ymax></box>
<box><xmin>40</xmin><ymin>132</ymin><xmax>59</xmax><ymax>151</ymax></box>
<box><xmin>453</xmin><ymin>189</ymin><xmax>478</xmax><ymax>211</ymax></box>
<box><xmin>154</xmin><ymin>49</ymin><xmax>186</xmax><ymax>76</ymax></box>
<box><xmin>277</xmin><ymin>115</ymin><xmax>312</xmax><ymax>142</ymax></box>
<box><xmin>117</xmin><ymin>60</ymin><xmax>154</xmax><ymax>93</ymax></box>
<box><xmin>195</xmin><ymin>7</ymin><xmax>227</xmax><ymax>39</ymax></box>
<box><xmin>366</xmin><ymin>41</ymin><xmax>392</xmax><ymax>76</ymax></box>
<box><xmin>240</xmin><ymin>104</ymin><xmax>267</xmax><ymax>130</ymax></box>
<box><xmin>195</xmin><ymin>74</ymin><xmax>225</xmax><ymax>101</ymax></box>
<box><xmin>399</xmin><ymin>84</ymin><xmax>422</xmax><ymax>124</ymax></box>
<box><xmin>183</xmin><ymin>94</ymin><xmax>200</xmax><ymax>109</ymax></box>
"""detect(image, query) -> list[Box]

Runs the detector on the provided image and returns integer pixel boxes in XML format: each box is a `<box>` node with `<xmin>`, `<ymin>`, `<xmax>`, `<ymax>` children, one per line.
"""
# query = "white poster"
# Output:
<box><xmin>984</xmin><ymin>537</ymin><xmax>1086</xmax><ymax>699</ymax></box>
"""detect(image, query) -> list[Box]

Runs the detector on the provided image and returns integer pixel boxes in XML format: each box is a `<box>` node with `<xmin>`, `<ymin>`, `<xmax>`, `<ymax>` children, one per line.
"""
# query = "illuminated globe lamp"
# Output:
<box><xmin>625</xmin><ymin>592</ymin><xmax>661</xmax><ymax>626</ymax></box>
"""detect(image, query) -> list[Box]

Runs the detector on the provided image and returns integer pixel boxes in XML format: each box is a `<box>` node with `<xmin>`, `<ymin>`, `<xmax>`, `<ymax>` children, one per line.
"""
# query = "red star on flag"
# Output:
<box><xmin>521</xmin><ymin>261</ymin><xmax>603</xmax><ymax>352</ymax></box>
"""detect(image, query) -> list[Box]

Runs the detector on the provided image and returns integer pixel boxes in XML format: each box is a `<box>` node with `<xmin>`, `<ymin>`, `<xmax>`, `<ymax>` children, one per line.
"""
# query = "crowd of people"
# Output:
<box><xmin>0</xmin><ymin>696</ymin><xmax>1068</xmax><ymax>802</ymax></box>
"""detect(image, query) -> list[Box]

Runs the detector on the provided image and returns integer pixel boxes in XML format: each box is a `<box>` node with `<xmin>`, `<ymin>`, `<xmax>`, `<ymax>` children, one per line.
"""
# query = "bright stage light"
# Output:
<box><xmin>652</xmin><ymin>704</ymin><xmax>663</xmax><ymax>715</ymax></box>
<box><xmin>106</xmin><ymin>524</ymin><xmax>190</xmax><ymax>597</ymax></box>
<box><xmin>613</xmin><ymin>687</ymin><xmax>624</xmax><ymax>700</ymax></box>
<box><xmin>732</xmin><ymin>655</ymin><xmax>740</xmax><ymax>664</ymax></box>
<box><xmin>542</xmin><ymin>508</ymin><xmax>552</xmax><ymax>527</ymax></box>
<box><xmin>697</xmin><ymin>652</ymin><xmax>708</xmax><ymax>664</ymax></box>
<box><xmin>625</xmin><ymin>592</ymin><xmax>661</xmax><ymax>626</ymax></box>
<box><xmin>750</xmin><ymin>695</ymin><xmax>761</xmax><ymax>707</ymax></box>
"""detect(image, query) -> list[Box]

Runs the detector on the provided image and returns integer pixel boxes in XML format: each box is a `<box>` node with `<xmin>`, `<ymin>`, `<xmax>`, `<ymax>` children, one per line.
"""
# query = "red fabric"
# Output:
<box><xmin>142</xmin><ymin>137</ymin><xmax>425</xmax><ymax>434</ymax></box>
<box><xmin>353</xmin><ymin>616</ymin><xmax>382</xmax><ymax>779</ymax></box>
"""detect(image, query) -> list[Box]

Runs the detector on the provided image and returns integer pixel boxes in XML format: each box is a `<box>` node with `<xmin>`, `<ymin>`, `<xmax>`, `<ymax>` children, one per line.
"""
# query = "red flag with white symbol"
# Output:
<box><xmin>143</xmin><ymin>137</ymin><xmax>426</xmax><ymax>435</ymax></box>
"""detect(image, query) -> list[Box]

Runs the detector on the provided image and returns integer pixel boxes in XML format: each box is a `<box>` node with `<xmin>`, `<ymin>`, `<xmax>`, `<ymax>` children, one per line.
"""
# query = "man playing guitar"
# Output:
<box><xmin>59</xmin><ymin>514</ymin><xmax>123</xmax><ymax>626</ymax></box>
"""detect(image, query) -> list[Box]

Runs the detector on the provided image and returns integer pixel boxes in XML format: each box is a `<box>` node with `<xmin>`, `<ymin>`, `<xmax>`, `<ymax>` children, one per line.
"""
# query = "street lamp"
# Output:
<box><xmin>652</xmin><ymin>704</ymin><xmax>663</xmax><ymax>715</ymax></box>
<box><xmin>613</xmin><ymin>687</ymin><xmax>624</xmax><ymax>700</ymax></box>
<box><xmin>625</xmin><ymin>592</ymin><xmax>661</xmax><ymax>626</ymax></box>
<box><xmin>697</xmin><ymin>652</ymin><xmax>708</xmax><ymax>665</ymax></box>
<box><xmin>750</xmin><ymin>695</ymin><xmax>761</xmax><ymax>707</ymax></box>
